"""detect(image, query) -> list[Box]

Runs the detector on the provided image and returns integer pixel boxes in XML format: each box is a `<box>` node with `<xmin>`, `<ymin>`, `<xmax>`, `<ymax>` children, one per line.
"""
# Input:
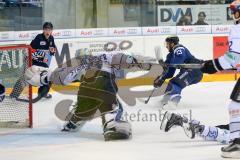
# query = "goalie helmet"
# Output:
<box><xmin>230</xmin><ymin>0</ymin><xmax>240</xmax><ymax>22</ymax></box>
<box><xmin>165</xmin><ymin>35</ymin><xmax>179</xmax><ymax>45</ymax></box>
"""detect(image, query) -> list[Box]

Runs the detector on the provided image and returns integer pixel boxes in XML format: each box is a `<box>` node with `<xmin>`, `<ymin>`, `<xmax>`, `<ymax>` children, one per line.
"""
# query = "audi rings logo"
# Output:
<box><xmin>160</xmin><ymin>27</ymin><xmax>171</xmax><ymax>34</ymax></box>
<box><xmin>195</xmin><ymin>27</ymin><xmax>207</xmax><ymax>33</ymax></box>
<box><xmin>127</xmin><ymin>29</ymin><xmax>138</xmax><ymax>35</ymax></box>
<box><xmin>94</xmin><ymin>29</ymin><xmax>105</xmax><ymax>36</ymax></box>
<box><xmin>62</xmin><ymin>31</ymin><xmax>72</xmax><ymax>37</ymax></box>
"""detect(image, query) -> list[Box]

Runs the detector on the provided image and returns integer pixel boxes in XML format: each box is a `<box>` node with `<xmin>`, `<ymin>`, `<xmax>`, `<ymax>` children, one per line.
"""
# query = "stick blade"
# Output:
<box><xmin>154</xmin><ymin>46</ymin><xmax>163</xmax><ymax>62</ymax></box>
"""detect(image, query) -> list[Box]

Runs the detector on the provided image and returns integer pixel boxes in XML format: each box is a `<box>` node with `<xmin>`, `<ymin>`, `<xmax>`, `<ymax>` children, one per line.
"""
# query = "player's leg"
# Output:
<box><xmin>160</xmin><ymin>111</ymin><xmax>230</xmax><ymax>143</ymax></box>
<box><xmin>161</xmin><ymin>69</ymin><xmax>203</xmax><ymax>106</ymax></box>
<box><xmin>37</xmin><ymin>84</ymin><xmax>52</xmax><ymax>99</ymax></box>
<box><xmin>160</xmin><ymin>111</ymin><xmax>195</xmax><ymax>138</ymax></box>
<box><xmin>197</xmin><ymin>124</ymin><xmax>230</xmax><ymax>144</ymax></box>
<box><xmin>221</xmin><ymin>78</ymin><xmax>240</xmax><ymax>158</ymax></box>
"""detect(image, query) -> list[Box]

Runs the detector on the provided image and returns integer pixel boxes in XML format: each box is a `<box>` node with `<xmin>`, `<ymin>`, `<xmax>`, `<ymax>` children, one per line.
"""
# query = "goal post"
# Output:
<box><xmin>0</xmin><ymin>44</ymin><xmax>33</xmax><ymax>128</ymax></box>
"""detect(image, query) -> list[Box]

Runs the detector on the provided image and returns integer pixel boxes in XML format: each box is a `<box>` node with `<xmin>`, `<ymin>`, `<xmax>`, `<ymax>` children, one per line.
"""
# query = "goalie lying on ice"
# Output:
<box><xmin>25</xmin><ymin>51</ymin><xmax>152</xmax><ymax>141</ymax></box>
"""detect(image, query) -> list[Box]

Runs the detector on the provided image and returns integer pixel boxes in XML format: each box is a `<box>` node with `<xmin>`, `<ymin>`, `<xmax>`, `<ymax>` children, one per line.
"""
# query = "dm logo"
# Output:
<box><xmin>160</xmin><ymin>7</ymin><xmax>192</xmax><ymax>22</ymax></box>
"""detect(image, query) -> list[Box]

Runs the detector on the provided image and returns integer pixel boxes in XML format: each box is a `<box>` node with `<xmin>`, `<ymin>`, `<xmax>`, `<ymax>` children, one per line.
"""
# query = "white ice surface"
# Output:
<box><xmin>0</xmin><ymin>81</ymin><xmax>236</xmax><ymax>160</ymax></box>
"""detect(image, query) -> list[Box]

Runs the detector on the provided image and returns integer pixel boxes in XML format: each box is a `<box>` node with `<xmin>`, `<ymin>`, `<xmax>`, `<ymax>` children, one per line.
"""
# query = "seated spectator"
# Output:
<box><xmin>177</xmin><ymin>15</ymin><xmax>192</xmax><ymax>26</ymax></box>
<box><xmin>194</xmin><ymin>12</ymin><xmax>208</xmax><ymax>25</ymax></box>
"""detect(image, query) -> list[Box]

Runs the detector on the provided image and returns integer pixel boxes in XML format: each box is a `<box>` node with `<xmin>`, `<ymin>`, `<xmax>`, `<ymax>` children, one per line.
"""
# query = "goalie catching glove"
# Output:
<box><xmin>24</xmin><ymin>66</ymin><xmax>49</xmax><ymax>87</ymax></box>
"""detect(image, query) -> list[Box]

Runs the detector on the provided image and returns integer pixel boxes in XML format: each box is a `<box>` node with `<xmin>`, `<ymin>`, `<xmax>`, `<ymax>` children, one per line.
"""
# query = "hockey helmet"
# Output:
<box><xmin>165</xmin><ymin>35</ymin><xmax>179</xmax><ymax>45</ymax></box>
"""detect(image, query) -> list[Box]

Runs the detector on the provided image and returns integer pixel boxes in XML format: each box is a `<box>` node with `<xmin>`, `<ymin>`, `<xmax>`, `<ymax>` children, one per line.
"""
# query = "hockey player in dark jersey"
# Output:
<box><xmin>10</xmin><ymin>22</ymin><xmax>57</xmax><ymax>102</ymax></box>
<box><xmin>153</xmin><ymin>36</ymin><xmax>203</xmax><ymax>107</ymax></box>
<box><xmin>30</xmin><ymin>22</ymin><xmax>56</xmax><ymax>99</ymax></box>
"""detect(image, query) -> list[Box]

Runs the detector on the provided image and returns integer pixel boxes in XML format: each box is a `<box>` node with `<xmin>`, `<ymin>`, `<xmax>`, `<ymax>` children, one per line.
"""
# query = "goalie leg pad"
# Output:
<box><xmin>103</xmin><ymin>119</ymin><xmax>132</xmax><ymax>141</ymax></box>
<box><xmin>230</xmin><ymin>78</ymin><xmax>240</xmax><ymax>102</ymax></box>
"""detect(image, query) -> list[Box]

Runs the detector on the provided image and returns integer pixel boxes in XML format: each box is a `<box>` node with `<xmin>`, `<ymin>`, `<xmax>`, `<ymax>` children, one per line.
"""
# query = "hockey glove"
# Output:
<box><xmin>153</xmin><ymin>76</ymin><xmax>165</xmax><ymax>88</ymax></box>
<box><xmin>201</xmin><ymin>59</ymin><xmax>223</xmax><ymax>74</ymax></box>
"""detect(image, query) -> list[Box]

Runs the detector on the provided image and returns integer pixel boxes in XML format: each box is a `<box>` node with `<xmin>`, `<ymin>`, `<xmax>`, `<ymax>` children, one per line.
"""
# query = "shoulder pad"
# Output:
<box><xmin>173</xmin><ymin>46</ymin><xmax>185</xmax><ymax>56</ymax></box>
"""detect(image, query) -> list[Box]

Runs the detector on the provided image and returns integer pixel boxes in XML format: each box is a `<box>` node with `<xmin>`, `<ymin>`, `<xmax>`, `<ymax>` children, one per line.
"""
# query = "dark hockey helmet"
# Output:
<box><xmin>165</xmin><ymin>35</ymin><xmax>179</xmax><ymax>45</ymax></box>
<box><xmin>43</xmin><ymin>22</ymin><xmax>53</xmax><ymax>30</ymax></box>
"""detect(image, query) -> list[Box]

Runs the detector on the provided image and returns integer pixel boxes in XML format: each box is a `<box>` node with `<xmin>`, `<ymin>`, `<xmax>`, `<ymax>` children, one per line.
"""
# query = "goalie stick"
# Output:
<box><xmin>14</xmin><ymin>85</ymin><xmax>50</xmax><ymax>104</ymax></box>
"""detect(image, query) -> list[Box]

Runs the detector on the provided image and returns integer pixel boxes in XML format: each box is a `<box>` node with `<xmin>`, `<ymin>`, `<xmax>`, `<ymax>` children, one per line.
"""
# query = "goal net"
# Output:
<box><xmin>0</xmin><ymin>44</ymin><xmax>32</xmax><ymax>128</ymax></box>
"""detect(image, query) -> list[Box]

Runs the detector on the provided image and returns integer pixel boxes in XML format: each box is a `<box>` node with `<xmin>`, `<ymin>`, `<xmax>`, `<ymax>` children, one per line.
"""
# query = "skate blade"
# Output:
<box><xmin>160</xmin><ymin>111</ymin><xmax>171</xmax><ymax>131</ymax></box>
<box><xmin>104</xmin><ymin>131</ymin><xmax>132</xmax><ymax>141</ymax></box>
<box><xmin>161</xmin><ymin>102</ymin><xmax>178</xmax><ymax>110</ymax></box>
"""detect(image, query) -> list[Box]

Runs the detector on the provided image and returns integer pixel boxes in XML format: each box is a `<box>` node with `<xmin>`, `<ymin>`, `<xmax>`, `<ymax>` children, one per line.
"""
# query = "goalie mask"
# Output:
<box><xmin>230</xmin><ymin>0</ymin><xmax>240</xmax><ymax>23</ymax></box>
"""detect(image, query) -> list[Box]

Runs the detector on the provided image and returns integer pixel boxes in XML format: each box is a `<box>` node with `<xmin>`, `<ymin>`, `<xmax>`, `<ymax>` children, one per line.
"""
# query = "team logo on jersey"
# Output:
<box><xmin>40</xmin><ymin>41</ymin><xmax>46</xmax><ymax>45</ymax></box>
<box><xmin>174</xmin><ymin>47</ymin><xmax>184</xmax><ymax>55</ymax></box>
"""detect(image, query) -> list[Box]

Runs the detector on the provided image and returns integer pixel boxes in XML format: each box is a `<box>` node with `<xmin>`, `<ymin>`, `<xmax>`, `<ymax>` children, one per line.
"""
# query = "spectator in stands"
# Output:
<box><xmin>194</xmin><ymin>12</ymin><xmax>208</xmax><ymax>25</ymax></box>
<box><xmin>177</xmin><ymin>14</ymin><xmax>192</xmax><ymax>25</ymax></box>
<box><xmin>195</xmin><ymin>0</ymin><xmax>209</xmax><ymax>4</ymax></box>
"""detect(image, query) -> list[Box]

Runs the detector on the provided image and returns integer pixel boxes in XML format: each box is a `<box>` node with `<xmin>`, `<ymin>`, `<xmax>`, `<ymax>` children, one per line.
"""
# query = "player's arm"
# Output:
<box><xmin>154</xmin><ymin>48</ymin><xmax>186</xmax><ymax>88</ymax></box>
<box><xmin>201</xmin><ymin>59</ymin><xmax>224</xmax><ymax>74</ymax></box>
<box><xmin>30</xmin><ymin>35</ymin><xmax>40</xmax><ymax>49</ymax></box>
<box><xmin>49</xmin><ymin>36</ymin><xmax>57</xmax><ymax>55</ymax></box>
<box><xmin>111</xmin><ymin>53</ymin><xmax>151</xmax><ymax>70</ymax></box>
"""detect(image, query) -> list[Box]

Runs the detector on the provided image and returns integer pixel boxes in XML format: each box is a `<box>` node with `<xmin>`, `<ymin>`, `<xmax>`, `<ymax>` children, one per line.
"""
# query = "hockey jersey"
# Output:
<box><xmin>162</xmin><ymin>44</ymin><xmax>201</xmax><ymax>80</ymax></box>
<box><xmin>30</xmin><ymin>33</ymin><xmax>56</xmax><ymax>68</ymax></box>
<box><xmin>218</xmin><ymin>24</ymin><xmax>240</xmax><ymax>69</ymax></box>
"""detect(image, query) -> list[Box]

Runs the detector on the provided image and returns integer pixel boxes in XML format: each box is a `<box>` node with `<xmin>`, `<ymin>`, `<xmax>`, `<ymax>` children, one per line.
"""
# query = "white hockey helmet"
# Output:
<box><xmin>230</xmin><ymin>0</ymin><xmax>240</xmax><ymax>22</ymax></box>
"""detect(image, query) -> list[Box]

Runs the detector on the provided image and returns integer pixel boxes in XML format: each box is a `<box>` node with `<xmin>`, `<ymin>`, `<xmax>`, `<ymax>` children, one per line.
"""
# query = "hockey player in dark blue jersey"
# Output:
<box><xmin>10</xmin><ymin>22</ymin><xmax>56</xmax><ymax>102</ymax></box>
<box><xmin>153</xmin><ymin>35</ymin><xmax>203</xmax><ymax>107</ymax></box>
<box><xmin>30</xmin><ymin>22</ymin><xmax>56</xmax><ymax>99</ymax></box>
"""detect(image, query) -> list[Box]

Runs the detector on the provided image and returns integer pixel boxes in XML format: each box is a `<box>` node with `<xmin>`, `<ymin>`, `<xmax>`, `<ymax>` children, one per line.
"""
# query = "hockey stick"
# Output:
<box><xmin>15</xmin><ymin>95</ymin><xmax>45</xmax><ymax>103</ymax></box>
<box><xmin>15</xmin><ymin>85</ymin><xmax>51</xmax><ymax>103</ymax></box>
<box><xmin>144</xmin><ymin>87</ymin><xmax>157</xmax><ymax>104</ymax></box>
<box><xmin>144</xmin><ymin>46</ymin><xmax>166</xmax><ymax>104</ymax></box>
